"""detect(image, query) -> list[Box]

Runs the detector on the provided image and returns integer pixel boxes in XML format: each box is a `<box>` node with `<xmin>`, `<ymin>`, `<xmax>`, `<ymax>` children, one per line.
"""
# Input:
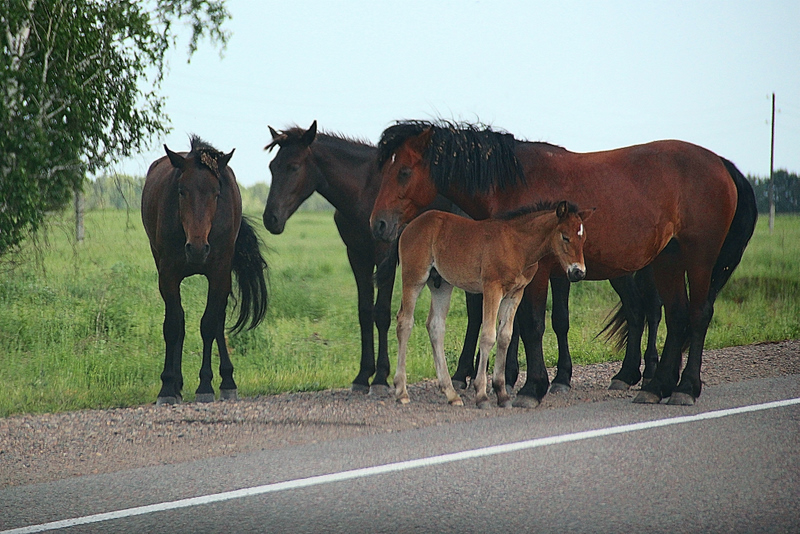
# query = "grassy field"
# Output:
<box><xmin>1</xmin><ymin>209</ymin><xmax>798</xmax><ymax>417</ymax></box>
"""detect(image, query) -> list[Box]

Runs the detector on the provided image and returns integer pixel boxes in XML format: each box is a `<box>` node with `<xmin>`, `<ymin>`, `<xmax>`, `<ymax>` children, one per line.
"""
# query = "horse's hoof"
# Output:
<box><xmin>633</xmin><ymin>391</ymin><xmax>662</xmax><ymax>404</ymax></box>
<box><xmin>396</xmin><ymin>396</ymin><xmax>410</xmax><ymax>405</ymax></box>
<box><xmin>219</xmin><ymin>388</ymin><xmax>238</xmax><ymax>401</ymax></box>
<box><xmin>195</xmin><ymin>393</ymin><xmax>215</xmax><ymax>403</ymax></box>
<box><xmin>156</xmin><ymin>396</ymin><xmax>181</xmax><ymax>406</ymax></box>
<box><xmin>449</xmin><ymin>398</ymin><xmax>464</xmax><ymax>407</ymax></box>
<box><xmin>351</xmin><ymin>383</ymin><xmax>370</xmax><ymax>394</ymax></box>
<box><xmin>477</xmin><ymin>400</ymin><xmax>493</xmax><ymax>410</ymax></box>
<box><xmin>369</xmin><ymin>384</ymin><xmax>392</xmax><ymax>397</ymax></box>
<box><xmin>452</xmin><ymin>379</ymin><xmax>468</xmax><ymax>390</ymax></box>
<box><xmin>498</xmin><ymin>398</ymin><xmax>514</xmax><ymax>409</ymax></box>
<box><xmin>609</xmin><ymin>379</ymin><xmax>632</xmax><ymax>391</ymax></box>
<box><xmin>512</xmin><ymin>395</ymin><xmax>540</xmax><ymax>409</ymax></box>
<box><xmin>549</xmin><ymin>383</ymin><xmax>570</xmax><ymax>394</ymax></box>
<box><xmin>667</xmin><ymin>392</ymin><xmax>696</xmax><ymax>406</ymax></box>
<box><xmin>506</xmin><ymin>385</ymin><xmax>514</xmax><ymax>396</ymax></box>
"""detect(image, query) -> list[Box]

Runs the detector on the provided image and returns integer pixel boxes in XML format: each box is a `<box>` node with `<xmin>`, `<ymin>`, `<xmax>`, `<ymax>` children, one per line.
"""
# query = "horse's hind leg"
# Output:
<box><xmin>451</xmin><ymin>292</ymin><xmax>482</xmax><ymax>389</ymax></box>
<box><xmin>427</xmin><ymin>280</ymin><xmax>461</xmax><ymax>406</ymax></box>
<box><xmin>637</xmin><ymin>266</ymin><xmax>662</xmax><ymax>385</ymax></box>
<box><xmin>608</xmin><ymin>274</ymin><xmax>646</xmax><ymax>390</ymax></box>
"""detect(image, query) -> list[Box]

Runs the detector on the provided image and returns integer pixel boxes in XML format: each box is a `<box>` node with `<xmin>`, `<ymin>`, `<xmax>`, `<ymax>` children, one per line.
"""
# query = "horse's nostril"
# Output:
<box><xmin>203</xmin><ymin>243</ymin><xmax>210</xmax><ymax>255</ymax></box>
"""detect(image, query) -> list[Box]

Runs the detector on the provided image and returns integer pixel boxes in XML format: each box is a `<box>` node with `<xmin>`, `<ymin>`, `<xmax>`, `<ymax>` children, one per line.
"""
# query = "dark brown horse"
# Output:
<box><xmin>370</xmin><ymin>120</ymin><xmax>757</xmax><ymax>407</ymax></box>
<box><xmin>386</xmin><ymin>201</ymin><xmax>592</xmax><ymax>409</ymax></box>
<box><xmin>142</xmin><ymin>136</ymin><xmax>268</xmax><ymax>405</ymax></box>
<box><xmin>262</xmin><ymin>121</ymin><xmax>502</xmax><ymax>394</ymax></box>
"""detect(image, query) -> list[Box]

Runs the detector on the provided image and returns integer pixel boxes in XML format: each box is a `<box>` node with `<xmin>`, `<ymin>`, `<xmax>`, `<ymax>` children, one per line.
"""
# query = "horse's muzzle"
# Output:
<box><xmin>567</xmin><ymin>264</ymin><xmax>586</xmax><ymax>282</ymax></box>
<box><xmin>263</xmin><ymin>211</ymin><xmax>285</xmax><ymax>234</ymax></box>
<box><xmin>185</xmin><ymin>242</ymin><xmax>210</xmax><ymax>264</ymax></box>
<box><xmin>371</xmin><ymin>216</ymin><xmax>398</xmax><ymax>242</ymax></box>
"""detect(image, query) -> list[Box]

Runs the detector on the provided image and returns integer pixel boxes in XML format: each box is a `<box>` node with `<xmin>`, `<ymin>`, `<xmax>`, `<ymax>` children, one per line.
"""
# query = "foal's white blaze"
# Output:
<box><xmin>578</xmin><ymin>223</ymin><xmax>584</xmax><ymax>237</ymax></box>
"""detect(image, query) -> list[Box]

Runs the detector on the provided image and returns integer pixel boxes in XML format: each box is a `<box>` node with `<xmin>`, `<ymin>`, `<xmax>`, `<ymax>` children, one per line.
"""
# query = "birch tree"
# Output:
<box><xmin>0</xmin><ymin>0</ymin><xmax>229</xmax><ymax>254</ymax></box>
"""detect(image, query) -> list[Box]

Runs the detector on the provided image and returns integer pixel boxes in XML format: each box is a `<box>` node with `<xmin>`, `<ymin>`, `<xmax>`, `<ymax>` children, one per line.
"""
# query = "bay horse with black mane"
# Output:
<box><xmin>262</xmin><ymin>121</ymin><xmax>513</xmax><ymax>394</ymax></box>
<box><xmin>382</xmin><ymin>201</ymin><xmax>592</xmax><ymax>408</ymax></box>
<box><xmin>370</xmin><ymin>120</ymin><xmax>757</xmax><ymax>407</ymax></box>
<box><xmin>142</xmin><ymin>136</ymin><xmax>268</xmax><ymax>405</ymax></box>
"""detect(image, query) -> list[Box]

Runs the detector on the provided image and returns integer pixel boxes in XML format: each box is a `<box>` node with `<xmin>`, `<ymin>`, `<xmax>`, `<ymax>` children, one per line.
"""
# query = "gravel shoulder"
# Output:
<box><xmin>2</xmin><ymin>340</ymin><xmax>798</xmax><ymax>489</ymax></box>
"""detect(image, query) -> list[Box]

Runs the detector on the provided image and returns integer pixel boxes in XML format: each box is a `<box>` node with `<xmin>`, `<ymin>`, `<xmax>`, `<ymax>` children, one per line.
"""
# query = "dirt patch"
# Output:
<box><xmin>1</xmin><ymin>340</ymin><xmax>798</xmax><ymax>488</ymax></box>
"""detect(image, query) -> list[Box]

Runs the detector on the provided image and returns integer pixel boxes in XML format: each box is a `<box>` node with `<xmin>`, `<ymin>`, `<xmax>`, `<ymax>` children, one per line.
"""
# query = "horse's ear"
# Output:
<box><xmin>578</xmin><ymin>207</ymin><xmax>596</xmax><ymax>221</ymax></box>
<box><xmin>409</xmin><ymin>127</ymin><xmax>434</xmax><ymax>154</ymax></box>
<box><xmin>556</xmin><ymin>200</ymin><xmax>568</xmax><ymax>219</ymax></box>
<box><xmin>165</xmin><ymin>145</ymin><xmax>185</xmax><ymax>170</ymax></box>
<box><xmin>265</xmin><ymin>127</ymin><xmax>286</xmax><ymax>152</ymax></box>
<box><xmin>301</xmin><ymin>120</ymin><xmax>317</xmax><ymax>146</ymax></box>
<box><xmin>218</xmin><ymin>148</ymin><xmax>235</xmax><ymax>170</ymax></box>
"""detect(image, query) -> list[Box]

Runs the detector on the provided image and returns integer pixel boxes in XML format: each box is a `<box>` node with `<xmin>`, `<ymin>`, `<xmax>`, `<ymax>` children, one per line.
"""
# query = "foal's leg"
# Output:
<box><xmin>157</xmin><ymin>270</ymin><xmax>185</xmax><ymax>405</ymax></box>
<box><xmin>493</xmin><ymin>291</ymin><xmax>522</xmax><ymax>408</ymax></box>
<box><xmin>395</xmin><ymin>278</ymin><xmax>426</xmax><ymax>404</ymax></box>
<box><xmin>196</xmin><ymin>271</ymin><xmax>233</xmax><ymax>402</ymax></box>
<box><xmin>426</xmin><ymin>280</ymin><xmax>461</xmax><ymax>405</ymax></box>
<box><xmin>475</xmin><ymin>285</ymin><xmax>502</xmax><ymax>410</ymax></box>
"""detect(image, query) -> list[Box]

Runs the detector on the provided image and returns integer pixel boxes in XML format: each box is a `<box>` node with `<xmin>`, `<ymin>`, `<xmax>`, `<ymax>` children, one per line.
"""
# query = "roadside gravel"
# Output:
<box><xmin>1</xmin><ymin>340</ymin><xmax>798</xmax><ymax>488</ymax></box>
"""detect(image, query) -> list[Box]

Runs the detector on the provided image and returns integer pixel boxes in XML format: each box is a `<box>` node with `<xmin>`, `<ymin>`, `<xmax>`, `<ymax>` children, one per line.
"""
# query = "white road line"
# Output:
<box><xmin>4</xmin><ymin>397</ymin><xmax>799</xmax><ymax>534</ymax></box>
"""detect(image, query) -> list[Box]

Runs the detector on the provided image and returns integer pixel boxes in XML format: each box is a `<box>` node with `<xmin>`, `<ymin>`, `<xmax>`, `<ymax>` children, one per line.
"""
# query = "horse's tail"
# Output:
<box><xmin>375</xmin><ymin>238</ymin><xmax>399</xmax><ymax>289</ymax></box>
<box><xmin>708</xmin><ymin>158</ymin><xmax>758</xmax><ymax>302</ymax></box>
<box><xmin>230</xmin><ymin>216</ymin><xmax>269</xmax><ymax>333</ymax></box>
<box><xmin>597</xmin><ymin>302</ymin><xmax>629</xmax><ymax>352</ymax></box>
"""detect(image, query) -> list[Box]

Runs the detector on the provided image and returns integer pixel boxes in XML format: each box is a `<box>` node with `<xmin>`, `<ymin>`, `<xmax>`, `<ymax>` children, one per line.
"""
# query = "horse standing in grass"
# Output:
<box><xmin>371</xmin><ymin>120</ymin><xmax>757</xmax><ymax>407</ymax></box>
<box><xmin>383</xmin><ymin>201</ymin><xmax>592</xmax><ymax>409</ymax></box>
<box><xmin>142</xmin><ymin>136</ymin><xmax>268</xmax><ymax>405</ymax></box>
<box><xmin>262</xmin><ymin>121</ymin><xmax>509</xmax><ymax>394</ymax></box>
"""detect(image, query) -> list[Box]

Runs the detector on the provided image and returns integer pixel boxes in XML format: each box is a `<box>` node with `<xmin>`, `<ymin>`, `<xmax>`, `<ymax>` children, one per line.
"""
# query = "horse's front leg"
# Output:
<box><xmin>372</xmin><ymin>252</ymin><xmax>395</xmax><ymax>397</ymax></box>
<box><xmin>513</xmin><ymin>271</ymin><xmax>551</xmax><ymax>408</ymax></box>
<box><xmin>157</xmin><ymin>271</ymin><xmax>185</xmax><ymax>405</ymax></box>
<box><xmin>426</xmin><ymin>280</ymin><xmax>461</xmax><ymax>406</ymax></box>
<box><xmin>549</xmin><ymin>276</ymin><xmax>572</xmax><ymax>393</ymax></box>
<box><xmin>196</xmin><ymin>272</ymin><xmax>233</xmax><ymax>402</ymax></box>
<box><xmin>346</xmin><ymin>247</ymin><xmax>378</xmax><ymax>393</ymax></box>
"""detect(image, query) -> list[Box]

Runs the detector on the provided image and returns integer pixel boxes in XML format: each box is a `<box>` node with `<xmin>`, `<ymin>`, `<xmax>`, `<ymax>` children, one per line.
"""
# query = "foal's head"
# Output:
<box><xmin>164</xmin><ymin>138</ymin><xmax>234</xmax><ymax>264</ymax></box>
<box><xmin>550</xmin><ymin>201</ymin><xmax>594</xmax><ymax>282</ymax></box>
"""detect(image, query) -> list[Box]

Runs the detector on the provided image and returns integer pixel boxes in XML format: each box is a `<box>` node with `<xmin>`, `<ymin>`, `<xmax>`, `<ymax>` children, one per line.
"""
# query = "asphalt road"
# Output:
<box><xmin>2</xmin><ymin>375</ymin><xmax>798</xmax><ymax>534</ymax></box>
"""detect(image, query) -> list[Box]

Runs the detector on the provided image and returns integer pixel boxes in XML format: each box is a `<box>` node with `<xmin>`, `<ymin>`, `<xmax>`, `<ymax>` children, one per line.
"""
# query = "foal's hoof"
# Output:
<box><xmin>452</xmin><ymin>379</ymin><xmax>468</xmax><ymax>390</ymax></box>
<box><xmin>633</xmin><ymin>391</ymin><xmax>662</xmax><ymax>404</ymax></box>
<box><xmin>549</xmin><ymin>383</ymin><xmax>570</xmax><ymax>394</ymax></box>
<box><xmin>219</xmin><ymin>388</ymin><xmax>238</xmax><ymax>401</ymax></box>
<box><xmin>667</xmin><ymin>392</ymin><xmax>696</xmax><ymax>406</ymax></box>
<box><xmin>195</xmin><ymin>393</ymin><xmax>215</xmax><ymax>403</ymax></box>
<box><xmin>369</xmin><ymin>384</ymin><xmax>392</xmax><ymax>397</ymax></box>
<box><xmin>477</xmin><ymin>399</ymin><xmax>493</xmax><ymax>410</ymax></box>
<box><xmin>351</xmin><ymin>383</ymin><xmax>370</xmax><ymax>394</ymax></box>
<box><xmin>512</xmin><ymin>395</ymin><xmax>540</xmax><ymax>409</ymax></box>
<box><xmin>156</xmin><ymin>396</ymin><xmax>181</xmax><ymax>406</ymax></box>
<box><xmin>609</xmin><ymin>379</ymin><xmax>632</xmax><ymax>391</ymax></box>
<box><xmin>396</xmin><ymin>396</ymin><xmax>410</xmax><ymax>405</ymax></box>
<box><xmin>449</xmin><ymin>397</ymin><xmax>464</xmax><ymax>407</ymax></box>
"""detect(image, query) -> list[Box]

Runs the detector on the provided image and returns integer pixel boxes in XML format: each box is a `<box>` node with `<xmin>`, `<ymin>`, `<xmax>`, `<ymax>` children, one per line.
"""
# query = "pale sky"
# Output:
<box><xmin>118</xmin><ymin>0</ymin><xmax>800</xmax><ymax>187</ymax></box>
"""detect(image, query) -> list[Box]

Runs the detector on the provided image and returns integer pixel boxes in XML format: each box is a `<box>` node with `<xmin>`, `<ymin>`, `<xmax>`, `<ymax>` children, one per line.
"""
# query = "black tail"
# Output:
<box><xmin>230</xmin><ymin>216</ymin><xmax>269</xmax><ymax>333</ymax></box>
<box><xmin>375</xmin><ymin>238</ymin><xmax>399</xmax><ymax>289</ymax></box>
<box><xmin>709</xmin><ymin>158</ymin><xmax>758</xmax><ymax>302</ymax></box>
<box><xmin>598</xmin><ymin>302</ymin><xmax>630</xmax><ymax>352</ymax></box>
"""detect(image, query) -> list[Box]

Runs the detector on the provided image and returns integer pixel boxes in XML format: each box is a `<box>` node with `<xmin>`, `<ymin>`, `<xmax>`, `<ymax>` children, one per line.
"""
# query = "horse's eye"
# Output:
<box><xmin>562</xmin><ymin>234</ymin><xmax>570</xmax><ymax>243</ymax></box>
<box><xmin>398</xmin><ymin>167</ymin><xmax>412</xmax><ymax>181</ymax></box>
<box><xmin>178</xmin><ymin>187</ymin><xmax>185</xmax><ymax>197</ymax></box>
<box><xmin>288</xmin><ymin>163</ymin><xmax>300</xmax><ymax>172</ymax></box>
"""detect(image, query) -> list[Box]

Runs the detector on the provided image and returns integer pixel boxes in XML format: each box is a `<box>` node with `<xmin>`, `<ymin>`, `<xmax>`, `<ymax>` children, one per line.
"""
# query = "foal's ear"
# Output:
<box><xmin>301</xmin><ymin>120</ymin><xmax>318</xmax><ymax>146</ymax></box>
<box><xmin>556</xmin><ymin>200</ymin><xmax>568</xmax><ymax>219</ymax></box>
<box><xmin>578</xmin><ymin>207</ymin><xmax>596</xmax><ymax>221</ymax></box>
<box><xmin>218</xmin><ymin>149</ymin><xmax>235</xmax><ymax>171</ymax></box>
<box><xmin>165</xmin><ymin>145</ymin><xmax>185</xmax><ymax>170</ymax></box>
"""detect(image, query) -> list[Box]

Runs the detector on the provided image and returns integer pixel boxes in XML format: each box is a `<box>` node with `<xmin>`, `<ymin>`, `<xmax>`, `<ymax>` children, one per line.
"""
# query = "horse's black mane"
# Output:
<box><xmin>377</xmin><ymin>120</ymin><xmax>526</xmax><ymax>194</ymax></box>
<box><xmin>278</xmin><ymin>126</ymin><xmax>374</xmax><ymax>149</ymax></box>
<box><xmin>496</xmin><ymin>201</ymin><xmax>578</xmax><ymax>221</ymax></box>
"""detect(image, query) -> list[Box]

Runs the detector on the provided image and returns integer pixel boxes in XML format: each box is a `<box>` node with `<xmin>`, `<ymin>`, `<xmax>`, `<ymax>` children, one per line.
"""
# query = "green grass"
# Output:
<box><xmin>0</xmin><ymin>210</ymin><xmax>798</xmax><ymax>417</ymax></box>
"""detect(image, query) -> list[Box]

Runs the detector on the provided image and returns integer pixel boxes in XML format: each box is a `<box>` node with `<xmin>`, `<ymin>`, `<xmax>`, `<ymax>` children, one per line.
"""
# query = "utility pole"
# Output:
<box><xmin>769</xmin><ymin>92</ymin><xmax>775</xmax><ymax>233</ymax></box>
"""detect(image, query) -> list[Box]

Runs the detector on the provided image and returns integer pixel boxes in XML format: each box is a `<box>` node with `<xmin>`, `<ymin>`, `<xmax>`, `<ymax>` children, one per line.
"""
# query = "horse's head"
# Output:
<box><xmin>551</xmin><ymin>201</ymin><xmax>594</xmax><ymax>282</ymax></box>
<box><xmin>262</xmin><ymin>121</ymin><xmax>319</xmax><ymax>234</ymax></box>
<box><xmin>370</xmin><ymin>127</ymin><xmax>438</xmax><ymax>242</ymax></box>
<box><xmin>165</xmin><ymin>142</ymin><xmax>234</xmax><ymax>264</ymax></box>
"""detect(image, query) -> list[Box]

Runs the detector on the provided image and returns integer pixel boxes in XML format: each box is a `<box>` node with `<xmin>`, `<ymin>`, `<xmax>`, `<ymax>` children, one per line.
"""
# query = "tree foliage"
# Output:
<box><xmin>0</xmin><ymin>0</ymin><xmax>229</xmax><ymax>255</ymax></box>
<box><xmin>748</xmin><ymin>170</ymin><xmax>800</xmax><ymax>213</ymax></box>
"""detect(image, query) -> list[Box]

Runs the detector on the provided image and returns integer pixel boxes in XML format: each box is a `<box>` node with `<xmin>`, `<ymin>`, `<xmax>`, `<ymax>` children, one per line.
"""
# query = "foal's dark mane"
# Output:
<box><xmin>496</xmin><ymin>201</ymin><xmax>578</xmax><ymax>221</ymax></box>
<box><xmin>377</xmin><ymin>120</ymin><xmax>526</xmax><ymax>194</ymax></box>
<box><xmin>279</xmin><ymin>125</ymin><xmax>375</xmax><ymax>149</ymax></box>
